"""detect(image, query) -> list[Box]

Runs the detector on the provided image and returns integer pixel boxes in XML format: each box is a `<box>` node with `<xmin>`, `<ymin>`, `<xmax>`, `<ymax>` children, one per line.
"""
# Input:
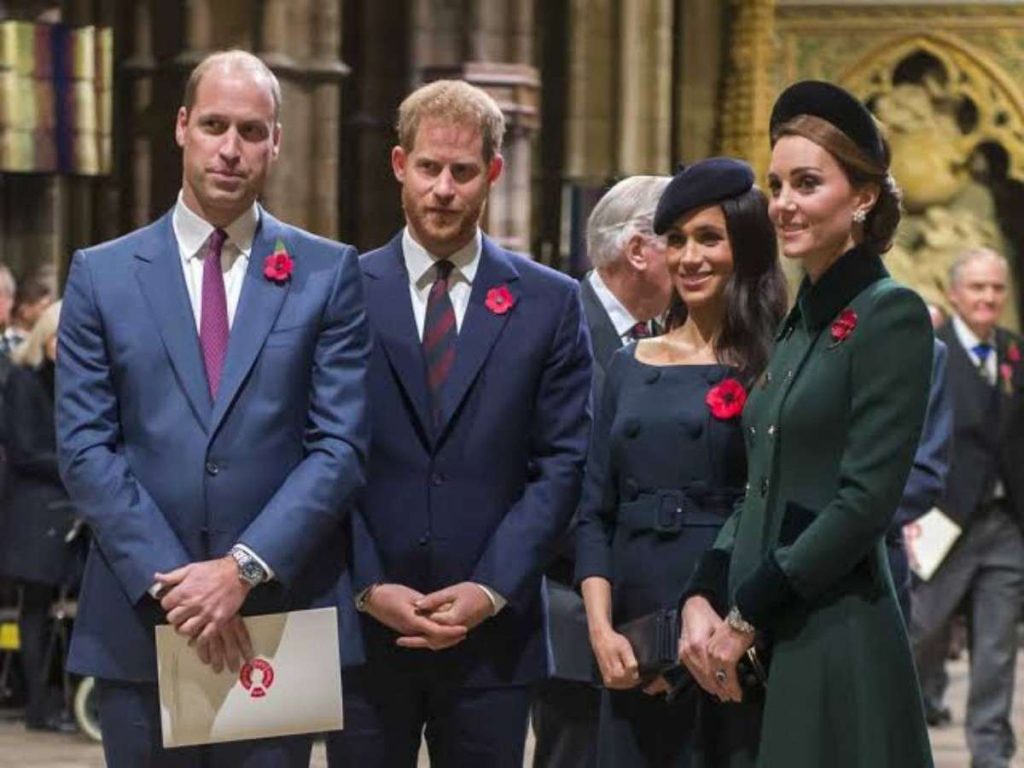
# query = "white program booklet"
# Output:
<box><xmin>904</xmin><ymin>507</ymin><xmax>962</xmax><ymax>582</ymax></box>
<box><xmin>156</xmin><ymin>607</ymin><xmax>343</xmax><ymax>748</ymax></box>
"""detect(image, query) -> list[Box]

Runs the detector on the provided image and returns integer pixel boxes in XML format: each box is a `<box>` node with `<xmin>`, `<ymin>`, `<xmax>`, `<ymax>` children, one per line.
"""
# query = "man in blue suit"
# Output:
<box><xmin>326</xmin><ymin>80</ymin><xmax>592</xmax><ymax>767</ymax></box>
<box><xmin>56</xmin><ymin>51</ymin><xmax>370</xmax><ymax>766</ymax></box>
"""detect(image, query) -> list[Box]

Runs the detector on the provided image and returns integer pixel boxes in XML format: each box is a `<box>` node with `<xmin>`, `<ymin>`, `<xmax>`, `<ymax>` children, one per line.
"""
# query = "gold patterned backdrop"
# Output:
<box><xmin>729</xmin><ymin>2</ymin><xmax>1024</xmax><ymax>330</ymax></box>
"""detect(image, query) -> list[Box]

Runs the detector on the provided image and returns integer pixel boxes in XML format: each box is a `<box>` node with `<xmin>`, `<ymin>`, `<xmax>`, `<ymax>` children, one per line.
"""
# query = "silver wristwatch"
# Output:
<box><xmin>230</xmin><ymin>546</ymin><xmax>267</xmax><ymax>587</ymax></box>
<box><xmin>725</xmin><ymin>606</ymin><xmax>756</xmax><ymax>635</ymax></box>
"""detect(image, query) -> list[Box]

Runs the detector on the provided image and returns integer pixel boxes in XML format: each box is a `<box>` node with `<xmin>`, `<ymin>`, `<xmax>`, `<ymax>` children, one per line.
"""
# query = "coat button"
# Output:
<box><xmin>625</xmin><ymin>421</ymin><xmax>641</xmax><ymax>438</ymax></box>
<box><xmin>418</xmin><ymin>534</ymin><xmax>430</xmax><ymax>546</ymax></box>
<box><xmin>745</xmin><ymin>481</ymin><xmax>751</xmax><ymax>493</ymax></box>
<box><xmin>768</xmin><ymin>425</ymin><xmax>776</xmax><ymax>437</ymax></box>
<box><xmin>760</xmin><ymin>477</ymin><xmax>769</xmax><ymax>497</ymax></box>
<box><xmin>748</xmin><ymin>426</ymin><xmax>756</xmax><ymax>437</ymax></box>
<box><xmin>644</xmin><ymin>369</ymin><xmax>661</xmax><ymax>384</ymax></box>
<box><xmin>431</xmin><ymin>472</ymin><xmax>445</xmax><ymax>486</ymax></box>
<box><xmin>205</xmin><ymin>461</ymin><xmax>219</xmax><ymax>476</ymax></box>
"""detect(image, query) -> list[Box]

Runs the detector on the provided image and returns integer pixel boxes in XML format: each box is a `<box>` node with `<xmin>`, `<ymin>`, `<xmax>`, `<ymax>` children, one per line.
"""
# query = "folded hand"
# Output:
<box><xmin>365</xmin><ymin>583</ymin><xmax>468</xmax><ymax>651</ymax></box>
<box><xmin>156</xmin><ymin>556</ymin><xmax>249</xmax><ymax>643</ymax></box>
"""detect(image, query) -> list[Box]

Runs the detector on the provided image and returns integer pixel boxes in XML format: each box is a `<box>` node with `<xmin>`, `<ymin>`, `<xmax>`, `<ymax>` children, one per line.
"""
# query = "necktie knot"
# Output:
<box><xmin>206</xmin><ymin>228</ymin><xmax>228</xmax><ymax>262</ymax></box>
<box><xmin>433</xmin><ymin>259</ymin><xmax>454</xmax><ymax>284</ymax></box>
<box><xmin>628</xmin><ymin>321</ymin><xmax>651</xmax><ymax>341</ymax></box>
<box><xmin>973</xmin><ymin>342</ymin><xmax>993</xmax><ymax>364</ymax></box>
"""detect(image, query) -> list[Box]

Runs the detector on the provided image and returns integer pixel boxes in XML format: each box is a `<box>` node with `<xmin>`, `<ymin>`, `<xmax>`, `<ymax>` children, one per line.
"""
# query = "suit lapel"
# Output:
<box><xmin>363</xmin><ymin>235</ymin><xmax>433</xmax><ymax>440</ymax></box>
<box><xmin>209</xmin><ymin>209</ymin><xmax>290</xmax><ymax>437</ymax></box>
<box><xmin>133</xmin><ymin>212</ymin><xmax>213</xmax><ymax>428</ymax></box>
<box><xmin>437</xmin><ymin>236</ymin><xmax>519</xmax><ymax>436</ymax></box>
<box><xmin>580</xmin><ymin>274</ymin><xmax>623</xmax><ymax>372</ymax></box>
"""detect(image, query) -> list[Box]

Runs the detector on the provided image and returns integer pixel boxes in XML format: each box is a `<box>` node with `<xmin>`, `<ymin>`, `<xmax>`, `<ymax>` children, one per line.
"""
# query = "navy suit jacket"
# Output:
<box><xmin>57</xmin><ymin>208</ymin><xmax>370</xmax><ymax>681</ymax></box>
<box><xmin>353</xmin><ymin>232</ymin><xmax>592</xmax><ymax>687</ymax></box>
<box><xmin>891</xmin><ymin>337</ymin><xmax>953</xmax><ymax>530</ymax></box>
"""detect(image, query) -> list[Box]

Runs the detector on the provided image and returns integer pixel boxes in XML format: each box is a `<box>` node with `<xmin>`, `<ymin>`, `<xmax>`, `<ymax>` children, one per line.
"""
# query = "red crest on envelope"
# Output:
<box><xmin>239</xmin><ymin>658</ymin><xmax>275</xmax><ymax>699</ymax></box>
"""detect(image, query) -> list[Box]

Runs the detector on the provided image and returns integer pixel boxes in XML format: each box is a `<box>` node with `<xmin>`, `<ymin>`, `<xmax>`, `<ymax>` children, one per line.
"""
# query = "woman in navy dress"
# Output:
<box><xmin>576</xmin><ymin>158</ymin><xmax>787</xmax><ymax>766</ymax></box>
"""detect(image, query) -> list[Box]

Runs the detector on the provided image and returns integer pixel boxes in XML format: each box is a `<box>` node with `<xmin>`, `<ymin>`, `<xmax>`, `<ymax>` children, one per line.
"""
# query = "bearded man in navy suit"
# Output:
<box><xmin>326</xmin><ymin>80</ymin><xmax>592</xmax><ymax>767</ymax></box>
<box><xmin>56</xmin><ymin>51</ymin><xmax>370</xmax><ymax>767</ymax></box>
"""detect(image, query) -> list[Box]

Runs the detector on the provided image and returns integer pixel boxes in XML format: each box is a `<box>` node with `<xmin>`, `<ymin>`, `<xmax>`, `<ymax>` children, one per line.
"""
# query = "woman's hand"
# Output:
<box><xmin>642</xmin><ymin>675</ymin><xmax>669</xmax><ymax>696</ymax></box>
<box><xmin>679</xmin><ymin>596</ymin><xmax>724</xmax><ymax>696</ymax></box>
<box><xmin>705</xmin><ymin>621</ymin><xmax>755</xmax><ymax>703</ymax></box>
<box><xmin>590</xmin><ymin>627</ymin><xmax>641</xmax><ymax>690</ymax></box>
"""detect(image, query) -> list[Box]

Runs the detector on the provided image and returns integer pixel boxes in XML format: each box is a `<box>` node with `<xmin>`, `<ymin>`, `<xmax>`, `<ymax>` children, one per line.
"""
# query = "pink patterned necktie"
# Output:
<box><xmin>200</xmin><ymin>228</ymin><xmax>229</xmax><ymax>398</ymax></box>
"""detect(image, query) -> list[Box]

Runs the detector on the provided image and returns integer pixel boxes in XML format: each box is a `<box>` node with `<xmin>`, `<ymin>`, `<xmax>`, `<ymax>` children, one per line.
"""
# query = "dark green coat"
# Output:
<box><xmin>692</xmin><ymin>247</ymin><xmax>934</xmax><ymax>767</ymax></box>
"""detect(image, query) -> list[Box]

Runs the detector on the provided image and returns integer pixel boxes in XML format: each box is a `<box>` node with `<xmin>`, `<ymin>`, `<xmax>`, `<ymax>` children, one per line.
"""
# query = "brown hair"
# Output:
<box><xmin>396</xmin><ymin>80</ymin><xmax>506</xmax><ymax>163</ymax></box>
<box><xmin>771</xmin><ymin>114</ymin><xmax>901</xmax><ymax>254</ymax></box>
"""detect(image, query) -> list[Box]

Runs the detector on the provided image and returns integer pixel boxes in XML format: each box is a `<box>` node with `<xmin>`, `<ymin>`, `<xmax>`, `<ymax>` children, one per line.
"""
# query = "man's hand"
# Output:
<box><xmin>679</xmin><ymin>596</ymin><xmax>724</xmax><ymax>697</ymax></box>
<box><xmin>365</xmin><ymin>584</ymin><xmax>467</xmax><ymax>651</ymax></box>
<box><xmin>156</xmin><ymin>556</ymin><xmax>250</xmax><ymax>642</ymax></box>
<box><xmin>413</xmin><ymin>582</ymin><xmax>493</xmax><ymax>635</ymax></box>
<box><xmin>589</xmin><ymin>626</ymin><xmax>640</xmax><ymax>690</ymax></box>
<box><xmin>194</xmin><ymin>615</ymin><xmax>254</xmax><ymax>673</ymax></box>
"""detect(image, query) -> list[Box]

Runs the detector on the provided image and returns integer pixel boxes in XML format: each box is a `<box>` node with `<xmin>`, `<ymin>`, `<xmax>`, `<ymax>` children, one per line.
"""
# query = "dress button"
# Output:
<box><xmin>760</xmin><ymin>477</ymin><xmax>769</xmax><ymax>497</ymax></box>
<box><xmin>625</xmin><ymin>421</ymin><xmax>641</xmax><ymax>438</ymax></box>
<box><xmin>205</xmin><ymin>461</ymin><xmax>219</xmax><ymax>476</ymax></box>
<box><xmin>644</xmin><ymin>369</ymin><xmax>661</xmax><ymax>384</ymax></box>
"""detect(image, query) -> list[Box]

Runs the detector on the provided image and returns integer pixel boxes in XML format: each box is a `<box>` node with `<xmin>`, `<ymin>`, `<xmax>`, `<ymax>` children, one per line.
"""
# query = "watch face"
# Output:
<box><xmin>239</xmin><ymin>559</ymin><xmax>264</xmax><ymax>584</ymax></box>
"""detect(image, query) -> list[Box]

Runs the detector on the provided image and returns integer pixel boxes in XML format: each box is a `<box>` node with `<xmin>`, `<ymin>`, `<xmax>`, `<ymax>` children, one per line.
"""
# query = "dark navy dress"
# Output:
<box><xmin>575</xmin><ymin>344</ymin><xmax>746</xmax><ymax>767</ymax></box>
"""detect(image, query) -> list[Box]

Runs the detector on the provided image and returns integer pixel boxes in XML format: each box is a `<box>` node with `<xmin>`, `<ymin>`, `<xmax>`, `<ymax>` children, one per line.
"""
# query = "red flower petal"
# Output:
<box><xmin>706</xmin><ymin>378</ymin><xmax>746</xmax><ymax>420</ymax></box>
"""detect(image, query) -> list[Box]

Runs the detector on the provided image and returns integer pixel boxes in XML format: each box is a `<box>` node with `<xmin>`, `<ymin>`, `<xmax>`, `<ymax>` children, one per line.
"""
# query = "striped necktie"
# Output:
<box><xmin>423</xmin><ymin>260</ymin><xmax>457</xmax><ymax>428</ymax></box>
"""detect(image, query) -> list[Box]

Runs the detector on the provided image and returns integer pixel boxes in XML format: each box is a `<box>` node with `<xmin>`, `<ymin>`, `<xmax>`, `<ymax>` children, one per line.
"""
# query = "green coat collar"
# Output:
<box><xmin>777</xmin><ymin>244</ymin><xmax>888</xmax><ymax>338</ymax></box>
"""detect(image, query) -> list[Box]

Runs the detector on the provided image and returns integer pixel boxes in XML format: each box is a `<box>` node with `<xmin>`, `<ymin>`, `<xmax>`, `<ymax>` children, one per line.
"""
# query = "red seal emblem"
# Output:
<box><xmin>829</xmin><ymin>308</ymin><xmax>857</xmax><ymax>347</ymax></box>
<box><xmin>706</xmin><ymin>378</ymin><xmax>746</xmax><ymax>420</ymax></box>
<box><xmin>239</xmin><ymin>658</ymin><xmax>275</xmax><ymax>699</ymax></box>
<box><xmin>484</xmin><ymin>285</ymin><xmax>515</xmax><ymax>315</ymax></box>
<box><xmin>263</xmin><ymin>238</ymin><xmax>293</xmax><ymax>284</ymax></box>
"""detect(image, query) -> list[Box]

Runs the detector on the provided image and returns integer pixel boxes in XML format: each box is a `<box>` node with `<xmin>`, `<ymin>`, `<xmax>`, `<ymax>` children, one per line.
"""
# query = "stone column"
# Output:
<box><xmin>122</xmin><ymin>0</ymin><xmax>156</xmax><ymax>230</ymax></box>
<box><xmin>564</xmin><ymin>0</ymin><xmax>614</xmax><ymax>182</ymax></box>
<box><xmin>619</xmin><ymin>0</ymin><xmax>673</xmax><ymax>174</ymax></box>
<box><xmin>677</xmin><ymin>0</ymin><xmax>725</xmax><ymax>163</ymax></box>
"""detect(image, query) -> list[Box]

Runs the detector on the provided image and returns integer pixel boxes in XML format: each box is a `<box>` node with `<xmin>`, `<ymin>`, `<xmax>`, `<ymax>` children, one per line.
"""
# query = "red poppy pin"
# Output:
<box><xmin>706</xmin><ymin>378</ymin><xmax>747</xmax><ymax>420</ymax></box>
<box><xmin>1008</xmin><ymin>341</ymin><xmax>1021</xmax><ymax>364</ymax></box>
<box><xmin>263</xmin><ymin>239</ymin><xmax>293</xmax><ymax>284</ymax></box>
<box><xmin>829</xmin><ymin>308</ymin><xmax>858</xmax><ymax>348</ymax></box>
<box><xmin>485</xmin><ymin>284</ymin><xmax>515</xmax><ymax>315</ymax></box>
<box><xmin>1001</xmin><ymin>363</ymin><xmax>1014</xmax><ymax>395</ymax></box>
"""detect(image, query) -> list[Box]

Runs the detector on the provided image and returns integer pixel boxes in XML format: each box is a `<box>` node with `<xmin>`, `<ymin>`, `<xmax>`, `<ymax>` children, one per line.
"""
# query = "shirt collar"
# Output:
<box><xmin>952</xmin><ymin>313</ymin><xmax>994</xmax><ymax>352</ymax></box>
<box><xmin>588</xmin><ymin>269</ymin><xmax>639</xmax><ymax>337</ymax></box>
<box><xmin>779</xmin><ymin>243</ymin><xmax>888</xmax><ymax>337</ymax></box>
<box><xmin>172</xmin><ymin>192</ymin><xmax>259</xmax><ymax>260</ymax></box>
<box><xmin>402</xmin><ymin>227</ymin><xmax>481</xmax><ymax>288</ymax></box>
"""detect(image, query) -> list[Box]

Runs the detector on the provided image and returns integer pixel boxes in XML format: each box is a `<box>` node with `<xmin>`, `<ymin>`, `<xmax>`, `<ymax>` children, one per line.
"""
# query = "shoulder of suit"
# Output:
<box><xmin>850</xmin><ymin>276</ymin><xmax>928</xmax><ymax>321</ymax></box>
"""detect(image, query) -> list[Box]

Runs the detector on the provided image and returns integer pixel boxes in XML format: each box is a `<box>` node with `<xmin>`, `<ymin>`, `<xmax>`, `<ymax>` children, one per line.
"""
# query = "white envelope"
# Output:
<box><xmin>156</xmin><ymin>607</ymin><xmax>343</xmax><ymax>748</ymax></box>
<box><xmin>904</xmin><ymin>507</ymin><xmax>962</xmax><ymax>582</ymax></box>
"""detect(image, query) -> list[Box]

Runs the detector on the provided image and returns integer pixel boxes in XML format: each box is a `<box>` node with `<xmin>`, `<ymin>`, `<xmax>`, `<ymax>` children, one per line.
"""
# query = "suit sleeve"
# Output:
<box><xmin>734</xmin><ymin>287</ymin><xmax>933</xmax><ymax>629</ymax></box>
<box><xmin>237</xmin><ymin>245</ymin><xmax>371</xmax><ymax>585</ymax></box>
<box><xmin>470</xmin><ymin>282</ymin><xmax>593</xmax><ymax>610</ymax></box>
<box><xmin>5</xmin><ymin>370</ymin><xmax>61</xmax><ymax>484</ymax></box>
<box><xmin>890</xmin><ymin>338</ymin><xmax>952</xmax><ymax>529</ymax></box>
<box><xmin>573</xmin><ymin>351</ymin><xmax>623</xmax><ymax>585</ymax></box>
<box><xmin>57</xmin><ymin>251</ymin><xmax>192</xmax><ymax>603</ymax></box>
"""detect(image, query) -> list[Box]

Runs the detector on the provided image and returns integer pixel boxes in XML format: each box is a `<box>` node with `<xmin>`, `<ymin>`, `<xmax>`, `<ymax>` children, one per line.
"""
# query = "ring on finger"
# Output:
<box><xmin>714</xmin><ymin>668</ymin><xmax>728</xmax><ymax>685</ymax></box>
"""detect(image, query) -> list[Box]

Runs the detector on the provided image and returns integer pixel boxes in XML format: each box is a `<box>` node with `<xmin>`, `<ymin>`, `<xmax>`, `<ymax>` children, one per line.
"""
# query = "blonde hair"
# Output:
<box><xmin>396</xmin><ymin>80</ymin><xmax>506</xmax><ymax>162</ymax></box>
<box><xmin>12</xmin><ymin>299</ymin><xmax>61</xmax><ymax>369</ymax></box>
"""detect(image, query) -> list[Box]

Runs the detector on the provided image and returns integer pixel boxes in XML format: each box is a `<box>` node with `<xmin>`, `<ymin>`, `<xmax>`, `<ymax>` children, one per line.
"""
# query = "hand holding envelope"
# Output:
<box><xmin>156</xmin><ymin>607</ymin><xmax>343</xmax><ymax>747</ymax></box>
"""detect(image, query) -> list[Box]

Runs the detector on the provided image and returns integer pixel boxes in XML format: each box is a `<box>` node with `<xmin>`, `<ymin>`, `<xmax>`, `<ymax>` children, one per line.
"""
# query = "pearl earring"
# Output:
<box><xmin>852</xmin><ymin>209</ymin><xmax>866</xmax><ymax>224</ymax></box>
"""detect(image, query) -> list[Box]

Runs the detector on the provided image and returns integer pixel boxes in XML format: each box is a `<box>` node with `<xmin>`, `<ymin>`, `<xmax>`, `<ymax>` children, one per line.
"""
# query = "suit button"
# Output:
<box><xmin>431</xmin><ymin>472</ymin><xmax>445</xmax><ymax>486</ymax></box>
<box><xmin>760</xmin><ymin>477</ymin><xmax>769</xmax><ymax>497</ymax></box>
<box><xmin>205</xmin><ymin>461</ymin><xmax>219</xmax><ymax>476</ymax></box>
<box><xmin>418</xmin><ymin>534</ymin><xmax>430</xmax><ymax>546</ymax></box>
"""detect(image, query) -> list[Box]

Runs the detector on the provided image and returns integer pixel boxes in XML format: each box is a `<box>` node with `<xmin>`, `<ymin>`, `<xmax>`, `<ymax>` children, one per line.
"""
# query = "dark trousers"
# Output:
<box><xmin>96</xmin><ymin>679</ymin><xmax>312</xmax><ymax>768</ymax></box>
<box><xmin>911</xmin><ymin>507</ymin><xmax>1024</xmax><ymax>768</ymax></box>
<box><xmin>18</xmin><ymin>580</ymin><xmax>55</xmax><ymax>726</ymax></box>
<box><xmin>596</xmin><ymin>685</ymin><xmax>697</xmax><ymax>768</ymax></box>
<box><xmin>531</xmin><ymin>679</ymin><xmax>600</xmax><ymax>768</ymax></box>
<box><xmin>326</xmin><ymin>664</ymin><xmax>531</xmax><ymax>768</ymax></box>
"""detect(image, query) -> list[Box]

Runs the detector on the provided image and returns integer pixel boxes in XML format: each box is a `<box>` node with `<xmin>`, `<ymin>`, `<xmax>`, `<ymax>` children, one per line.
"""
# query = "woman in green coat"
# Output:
<box><xmin>680</xmin><ymin>81</ymin><xmax>935</xmax><ymax>767</ymax></box>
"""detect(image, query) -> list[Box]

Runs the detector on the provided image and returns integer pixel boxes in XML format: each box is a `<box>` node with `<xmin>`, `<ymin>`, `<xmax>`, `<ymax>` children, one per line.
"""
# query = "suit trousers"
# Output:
<box><xmin>95</xmin><ymin>679</ymin><xmax>312</xmax><ymax>768</ymax></box>
<box><xmin>326</xmin><ymin>663</ymin><xmax>531</xmax><ymax>768</ymax></box>
<box><xmin>531</xmin><ymin>679</ymin><xmax>600</xmax><ymax>768</ymax></box>
<box><xmin>911</xmin><ymin>506</ymin><xmax>1024</xmax><ymax>768</ymax></box>
<box><xmin>18</xmin><ymin>581</ymin><xmax>55</xmax><ymax>726</ymax></box>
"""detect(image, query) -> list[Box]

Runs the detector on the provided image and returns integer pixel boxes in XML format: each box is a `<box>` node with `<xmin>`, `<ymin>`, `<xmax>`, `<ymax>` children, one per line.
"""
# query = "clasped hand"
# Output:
<box><xmin>678</xmin><ymin>596</ymin><xmax>753</xmax><ymax>703</ymax></box>
<box><xmin>155</xmin><ymin>556</ymin><xmax>254</xmax><ymax>673</ymax></box>
<box><xmin>366</xmin><ymin>582</ymin><xmax>494</xmax><ymax>651</ymax></box>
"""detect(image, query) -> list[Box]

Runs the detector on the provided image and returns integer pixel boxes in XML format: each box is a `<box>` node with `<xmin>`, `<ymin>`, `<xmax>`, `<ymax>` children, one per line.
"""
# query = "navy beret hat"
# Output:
<box><xmin>769</xmin><ymin>80</ymin><xmax>886</xmax><ymax>165</ymax></box>
<box><xmin>652</xmin><ymin>157</ymin><xmax>755</xmax><ymax>235</ymax></box>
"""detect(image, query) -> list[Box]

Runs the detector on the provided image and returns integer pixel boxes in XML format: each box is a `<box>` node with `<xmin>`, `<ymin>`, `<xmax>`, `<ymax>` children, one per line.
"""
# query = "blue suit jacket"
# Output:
<box><xmin>57</xmin><ymin>208</ymin><xmax>371</xmax><ymax>681</ymax></box>
<box><xmin>891</xmin><ymin>337</ymin><xmax>953</xmax><ymax>530</ymax></box>
<box><xmin>352</xmin><ymin>233</ymin><xmax>592</xmax><ymax>687</ymax></box>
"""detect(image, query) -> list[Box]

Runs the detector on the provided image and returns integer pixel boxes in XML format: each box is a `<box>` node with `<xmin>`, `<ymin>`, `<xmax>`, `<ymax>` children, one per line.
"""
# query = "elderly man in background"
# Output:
<box><xmin>911</xmin><ymin>248</ymin><xmax>1024</xmax><ymax>768</ymax></box>
<box><xmin>532</xmin><ymin>175</ymin><xmax>672</xmax><ymax>768</ymax></box>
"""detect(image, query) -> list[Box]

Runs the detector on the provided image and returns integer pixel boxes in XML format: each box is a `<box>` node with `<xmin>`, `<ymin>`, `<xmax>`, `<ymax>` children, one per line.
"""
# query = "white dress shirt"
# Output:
<box><xmin>152</xmin><ymin>194</ymin><xmax>273</xmax><ymax>591</ymax></box>
<box><xmin>588</xmin><ymin>269</ymin><xmax>642</xmax><ymax>343</ymax></box>
<box><xmin>398</xmin><ymin>227</ymin><xmax>505</xmax><ymax>615</ymax></box>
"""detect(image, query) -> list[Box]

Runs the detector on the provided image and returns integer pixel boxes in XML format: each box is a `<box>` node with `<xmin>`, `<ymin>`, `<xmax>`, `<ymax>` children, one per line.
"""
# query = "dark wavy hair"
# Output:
<box><xmin>664</xmin><ymin>187</ymin><xmax>788</xmax><ymax>384</ymax></box>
